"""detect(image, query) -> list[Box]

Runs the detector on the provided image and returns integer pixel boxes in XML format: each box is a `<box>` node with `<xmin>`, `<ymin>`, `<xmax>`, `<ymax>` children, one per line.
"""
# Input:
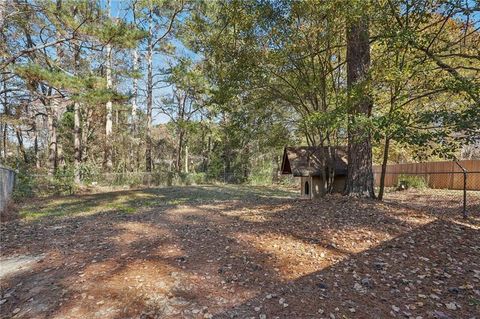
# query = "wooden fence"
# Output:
<box><xmin>372</xmin><ymin>160</ymin><xmax>480</xmax><ymax>191</ymax></box>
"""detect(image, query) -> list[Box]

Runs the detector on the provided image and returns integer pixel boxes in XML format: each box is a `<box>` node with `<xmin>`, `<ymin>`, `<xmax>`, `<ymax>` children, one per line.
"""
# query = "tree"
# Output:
<box><xmin>159</xmin><ymin>59</ymin><xmax>207</xmax><ymax>173</ymax></box>
<box><xmin>142</xmin><ymin>0</ymin><xmax>184</xmax><ymax>172</ymax></box>
<box><xmin>372</xmin><ymin>0</ymin><xmax>480</xmax><ymax>199</ymax></box>
<box><xmin>104</xmin><ymin>0</ymin><xmax>114</xmax><ymax>170</ymax></box>
<box><xmin>345</xmin><ymin>6</ymin><xmax>375</xmax><ymax>198</ymax></box>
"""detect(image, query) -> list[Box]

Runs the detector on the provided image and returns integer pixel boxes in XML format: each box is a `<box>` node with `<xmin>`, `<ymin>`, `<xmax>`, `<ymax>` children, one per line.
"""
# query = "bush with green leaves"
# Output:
<box><xmin>13</xmin><ymin>168</ymin><xmax>36</xmax><ymax>199</ymax></box>
<box><xmin>191</xmin><ymin>172</ymin><xmax>207</xmax><ymax>185</ymax></box>
<box><xmin>248</xmin><ymin>161</ymin><xmax>274</xmax><ymax>185</ymax></box>
<box><xmin>396</xmin><ymin>174</ymin><xmax>428</xmax><ymax>190</ymax></box>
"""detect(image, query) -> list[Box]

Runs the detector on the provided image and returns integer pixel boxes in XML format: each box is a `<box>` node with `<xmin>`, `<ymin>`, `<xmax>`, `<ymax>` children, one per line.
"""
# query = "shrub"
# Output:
<box><xmin>13</xmin><ymin>168</ymin><xmax>36</xmax><ymax>199</ymax></box>
<box><xmin>248</xmin><ymin>161</ymin><xmax>274</xmax><ymax>185</ymax></box>
<box><xmin>191</xmin><ymin>172</ymin><xmax>207</xmax><ymax>185</ymax></box>
<box><xmin>396</xmin><ymin>174</ymin><xmax>427</xmax><ymax>190</ymax></box>
<box><xmin>177</xmin><ymin>172</ymin><xmax>192</xmax><ymax>186</ymax></box>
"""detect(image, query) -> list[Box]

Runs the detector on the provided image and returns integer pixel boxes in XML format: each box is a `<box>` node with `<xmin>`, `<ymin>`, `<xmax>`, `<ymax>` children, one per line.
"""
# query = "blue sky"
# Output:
<box><xmin>104</xmin><ymin>0</ymin><xmax>200</xmax><ymax>124</ymax></box>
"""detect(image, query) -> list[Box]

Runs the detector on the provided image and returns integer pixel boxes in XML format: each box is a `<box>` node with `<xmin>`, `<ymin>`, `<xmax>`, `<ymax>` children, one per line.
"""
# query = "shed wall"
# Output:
<box><xmin>300</xmin><ymin>175</ymin><xmax>346</xmax><ymax>199</ymax></box>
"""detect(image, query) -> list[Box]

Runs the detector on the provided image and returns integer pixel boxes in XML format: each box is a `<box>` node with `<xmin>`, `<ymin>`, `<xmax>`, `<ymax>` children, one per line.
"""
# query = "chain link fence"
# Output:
<box><xmin>23</xmin><ymin>171</ymin><xmax>211</xmax><ymax>197</ymax></box>
<box><xmin>374</xmin><ymin>161</ymin><xmax>480</xmax><ymax>219</ymax></box>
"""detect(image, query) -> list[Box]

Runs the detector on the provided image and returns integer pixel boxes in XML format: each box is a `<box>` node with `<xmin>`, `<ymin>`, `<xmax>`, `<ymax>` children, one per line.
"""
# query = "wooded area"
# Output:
<box><xmin>0</xmin><ymin>0</ymin><xmax>479</xmax><ymax>198</ymax></box>
<box><xmin>1</xmin><ymin>1</ymin><xmax>480</xmax><ymax>318</ymax></box>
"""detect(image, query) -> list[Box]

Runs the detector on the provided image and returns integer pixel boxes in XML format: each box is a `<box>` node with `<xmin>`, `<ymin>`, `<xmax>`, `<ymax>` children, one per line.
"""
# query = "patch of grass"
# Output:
<box><xmin>17</xmin><ymin>185</ymin><xmax>296</xmax><ymax>221</ymax></box>
<box><xmin>468</xmin><ymin>298</ymin><xmax>480</xmax><ymax>306</ymax></box>
<box><xmin>18</xmin><ymin>192</ymin><xmax>156</xmax><ymax>220</ymax></box>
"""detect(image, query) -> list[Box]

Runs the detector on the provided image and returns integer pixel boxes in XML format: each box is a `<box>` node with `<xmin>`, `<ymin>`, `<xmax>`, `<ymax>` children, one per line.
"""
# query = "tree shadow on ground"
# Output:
<box><xmin>1</xmin><ymin>186</ymin><xmax>479</xmax><ymax>318</ymax></box>
<box><xmin>381</xmin><ymin>189</ymin><xmax>480</xmax><ymax>221</ymax></box>
<box><xmin>211</xmin><ymin>218</ymin><xmax>480</xmax><ymax>318</ymax></box>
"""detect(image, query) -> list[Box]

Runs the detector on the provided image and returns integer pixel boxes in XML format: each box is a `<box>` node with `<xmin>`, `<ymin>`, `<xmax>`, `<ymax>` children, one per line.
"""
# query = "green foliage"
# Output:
<box><xmin>191</xmin><ymin>172</ymin><xmax>208</xmax><ymax>185</ymax></box>
<box><xmin>85</xmin><ymin>18</ymin><xmax>147</xmax><ymax>49</ymax></box>
<box><xmin>248</xmin><ymin>161</ymin><xmax>274</xmax><ymax>186</ymax></box>
<box><xmin>14</xmin><ymin>168</ymin><xmax>76</xmax><ymax>198</ymax></box>
<box><xmin>397</xmin><ymin>174</ymin><xmax>427</xmax><ymax>190</ymax></box>
<box><xmin>50</xmin><ymin>169</ymin><xmax>76</xmax><ymax>195</ymax></box>
<box><xmin>14</xmin><ymin>63</ymin><xmax>128</xmax><ymax>104</ymax></box>
<box><xmin>4</xmin><ymin>0</ymin><xmax>480</xmax><ymax>198</ymax></box>
<box><xmin>13</xmin><ymin>168</ymin><xmax>36</xmax><ymax>199</ymax></box>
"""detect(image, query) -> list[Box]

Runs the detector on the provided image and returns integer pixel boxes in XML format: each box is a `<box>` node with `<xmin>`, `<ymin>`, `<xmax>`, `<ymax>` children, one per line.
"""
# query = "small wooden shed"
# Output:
<box><xmin>281</xmin><ymin>146</ymin><xmax>348</xmax><ymax>199</ymax></box>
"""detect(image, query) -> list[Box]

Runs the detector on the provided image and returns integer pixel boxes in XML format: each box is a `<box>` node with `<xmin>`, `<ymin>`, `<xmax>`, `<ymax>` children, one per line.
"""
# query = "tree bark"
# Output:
<box><xmin>184</xmin><ymin>144</ymin><xmax>189</xmax><ymax>173</ymax></box>
<box><xmin>176</xmin><ymin>129</ymin><xmax>184</xmax><ymax>173</ymax></box>
<box><xmin>132</xmin><ymin>48</ymin><xmax>138</xmax><ymax>133</ymax></box>
<box><xmin>15</xmin><ymin>126</ymin><xmax>28</xmax><ymax>163</ymax></box>
<box><xmin>81</xmin><ymin>107</ymin><xmax>91</xmax><ymax>163</ymax></box>
<box><xmin>73</xmin><ymin>42</ymin><xmax>82</xmax><ymax>183</ymax></box>
<box><xmin>377</xmin><ymin>136</ymin><xmax>390</xmax><ymax>200</ymax></box>
<box><xmin>33</xmin><ymin>118</ymin><xmax>40</xmax><ymax>169</ymax></box>
<box><xmin>74</xmin><ymin>101</ymin><xmax>81</xmax><ymax>182</ymax></box>
<box><xmin>104</xmin><ymin>0</ymin><xmax>113</xmax><ymax>170</ymax></box>
<box><xmin>47</xmin><ymin>98</ymin><xmax>58</xmax><ymax>175</ymax></box>
<box><xmin>2</xmin><ymin>123</ymin><xmax>6</xmax><ymax>160</ymax></box>
<box><xmin>345</xmin><ymin>15</ymin><xmax>375</xmax><ymax>198</ymax></box>
<box><xmin>145</xmin><ymin>11</ymin><xmax>153</xmax><ymax>172</ymax></box>
<box><xmin>2</xmin><ymin>76</ymin><xmax>7</xmax><ymax>161</ymax></box>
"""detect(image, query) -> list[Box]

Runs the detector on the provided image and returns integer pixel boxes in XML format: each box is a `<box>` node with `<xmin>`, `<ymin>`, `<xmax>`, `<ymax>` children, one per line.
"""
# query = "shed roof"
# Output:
<box><xmin>281</xmin><ymin>146</ymin><xmax>348</xmax><ymax>177</ymax></box>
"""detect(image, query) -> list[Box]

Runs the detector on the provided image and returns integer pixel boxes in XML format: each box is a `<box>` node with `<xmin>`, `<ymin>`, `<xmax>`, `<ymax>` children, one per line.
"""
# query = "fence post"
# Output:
<box><xmin>455</xmin><ymin>161</ymin><xmax>467</xmax><ymax>219</ymax></box>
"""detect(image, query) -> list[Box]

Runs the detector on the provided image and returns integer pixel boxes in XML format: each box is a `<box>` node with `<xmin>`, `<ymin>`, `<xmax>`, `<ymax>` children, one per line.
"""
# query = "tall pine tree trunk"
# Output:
<box><xmin>145</xmin><ymin>10</ymin><xmax>153</xmax><ymax>172</ymax></box>
<box><xmin>184</xmin><ymin>145</ymin><xmax>189</xmax><ymax>174</ymax></box>
<box><xmin>47</xmin><ymin>98</ymin><xmax>58</xmax><ymax>175</ymax></box>
<box><xmin>73</xmin><ymin>42</ymin><xmax>82</xmax><ymax>183</ymax></box>
<box><xmin>74</xmin><ymin>101</ymin><xmax>81</xmax><ymax>182</ymax></box>
<box><xmin>176</xmin><ymin>129</ymin><xmax>184</xmax><ymax>173</ymax></box>
<box><xmin>131</xmin><ymin>49</ymin><xmax>138</xmax><ymax>132</ymax></box>
<box><xmin>81</xmin><ymin>108</ymin><xmax>91</xmax><ymax>163</ymax></box>
<box><xmin>33</xmin><ymin>118</ymin><xmax>40</xmax><ymax>168</ymax></box>
<box><xmin>2</xmin><ymin>76</ymin><xmax>7</xmax><ymax>161</ymax></box>
<box><xmin>345</xmin><ymin>15</ymin><xmax>375</xmax><ymax>198</ymax></box>
<box><xmin>104</xmin><ymin>0</ymin><xmax>113</xmax><ymax>170</ymax></box>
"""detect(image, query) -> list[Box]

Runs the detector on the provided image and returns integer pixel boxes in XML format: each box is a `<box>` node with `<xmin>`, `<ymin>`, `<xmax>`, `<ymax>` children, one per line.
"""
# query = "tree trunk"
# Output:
<box><xmin>345</xmin><ymin>15</ymin><xmax>375</xmax><ymax>198</ymax></box>
<box><xmin>73</xmin><ymin>42</ymin><xmax>82</xmax><ymax>183</ymax></box>
<box><xmin>184</xmin><ymin>145</ymin><xmax>189</xmax><ymax>173</ymax></box>
<box><xmin>74</xmin><ymin>101</ymin><xmax>81</xmax><ymax>182</ymax></box>
<box><xmin>2</xmin><ymin>75</ymin><xmax>7</xmax><ymax>160</ymax></box>
<box><xmin>57</xmin><ymin>139</ymin><xmax>65</xmax><ymax>169</ymax></box>
<box><xmin>176</xmin><ymin>129</ymin><xmax>184</xmax><ymax>173</ymax></box>
<box><xmin>2</xmin><ymin>123</ymin><xmax>6</xmax><ymax>160</ymax></box>
<box><xmin>243</xmin><ymin>145</ymin><xmax>250</xmax><ymax>180</ymax></box>
<box><xmin>81</xmin><ymin>108</ymin><xmax>91</xmax><ymax>163</ymax></box>
<box><xmin>47</xmin><ymin>99</ymin><xmax>58</xmax><ymax>175</ymax></box>
<box><xmin>15</xmin><ymin>126</ymin><xmax>28</xmax><ymax>163</ymax></box>
<box><xmin>319</xmin><ymin>138</ymin><xmax>328</xmax><ymax>196</ymax></box>
<box><xmin>104</xmin><ymin>0</ymin><xmax>113</xmax><ymax>170</ymax></box>
<box><xmin>203</xmin><ymin>135</ymin><xmax>211</xmax><ymax>172</ymax></box>
<box><xmin>33</xmin><ymin>117</ymin><xmax>40</xmax><ymax>168</ymax></box>
<box><xmin>132</xmin><ymin>48</ymin><xmax>138</xmax><ymax>133</ymax></box>
<box><xmin>377</xmin><ymin>136</ymin><xmax>390</xmax><ymax>200</ymax></box>
<box><xmin>145</xmin><ymin>10</ymin><xmax>153</xmax><ymax>172</ymax></box>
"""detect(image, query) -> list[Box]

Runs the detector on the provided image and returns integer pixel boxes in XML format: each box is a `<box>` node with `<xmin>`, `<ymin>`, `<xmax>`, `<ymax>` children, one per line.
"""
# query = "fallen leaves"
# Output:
<box><xmin>0</xmin><ymin>186</ymin><xmax>479</xmax><ymax>318</ymax></box>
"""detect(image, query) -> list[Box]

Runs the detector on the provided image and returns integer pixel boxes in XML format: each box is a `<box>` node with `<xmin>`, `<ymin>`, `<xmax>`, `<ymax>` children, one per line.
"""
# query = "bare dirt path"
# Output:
<box><xmin>1</xmin><ymin>186</ymin><xmax>479</xmax><ymax>319</ymax></box>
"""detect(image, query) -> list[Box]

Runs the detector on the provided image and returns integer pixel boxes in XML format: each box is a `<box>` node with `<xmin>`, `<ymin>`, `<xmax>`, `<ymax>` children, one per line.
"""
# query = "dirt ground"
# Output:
<box><xmin>1</xmin><ymin>185</ymin><xmax>479</xmax><ymax>319</ymax></box>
